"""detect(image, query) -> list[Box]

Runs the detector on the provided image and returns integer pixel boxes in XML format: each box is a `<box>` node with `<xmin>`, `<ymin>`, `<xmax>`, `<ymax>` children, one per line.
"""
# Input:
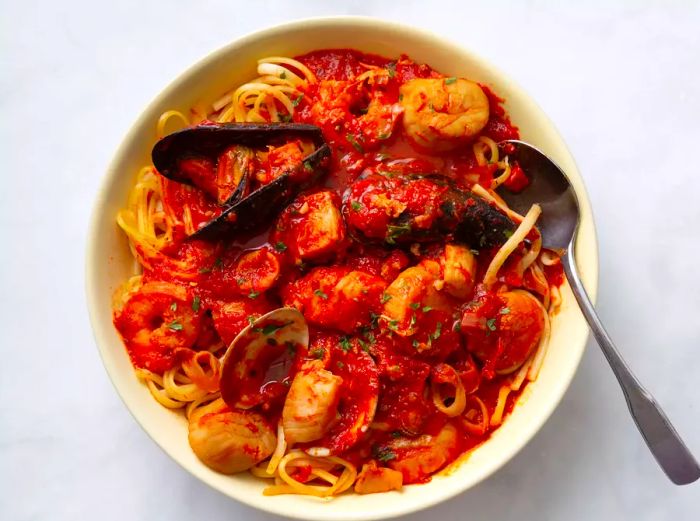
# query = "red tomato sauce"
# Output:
<box><xmin>113</xmin><ymin>48</ymin><xmax>563</xmax><ymax>487</ymax></box>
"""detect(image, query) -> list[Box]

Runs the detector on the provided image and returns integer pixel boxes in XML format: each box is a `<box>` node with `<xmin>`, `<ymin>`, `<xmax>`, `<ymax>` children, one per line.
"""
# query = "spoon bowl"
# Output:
<box><xmin>498</xmin><ymin>139</ymin><xmax>700</xmax><ymax>486</ymax></box>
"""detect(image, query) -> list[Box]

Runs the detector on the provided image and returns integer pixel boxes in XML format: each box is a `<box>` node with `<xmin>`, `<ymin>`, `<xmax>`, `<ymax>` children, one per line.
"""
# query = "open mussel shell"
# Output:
<box><xmin>190</xmin><ymin>141</ymin><xmax>330</xmax><ymax>241</ymax></box>
<box><xmin>152</xmin><ymin>122</ymin><xmax>325</xmax><ymax>182</ymax></box>
<box><xmin>220</xmin><ymin>307</ymin><xmax>309</xmax><ymax>410</ymax></box>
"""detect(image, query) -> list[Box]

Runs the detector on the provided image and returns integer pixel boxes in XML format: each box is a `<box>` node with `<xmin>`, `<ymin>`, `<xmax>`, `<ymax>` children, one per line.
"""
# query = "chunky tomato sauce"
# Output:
<box><xmin>114</xmin><ymin>49</ymin><xmax>564</xmax><ymax>488</ymax></box>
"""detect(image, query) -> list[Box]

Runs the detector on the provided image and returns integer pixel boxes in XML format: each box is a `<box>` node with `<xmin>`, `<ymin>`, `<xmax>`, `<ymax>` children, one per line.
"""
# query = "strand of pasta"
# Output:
<box><xmin>262</xmin><ymin>450</ymin><xmax>357</xmax><ymax>497</ymax></box>
<box><xmin>461</xmin><ymin>395</ymin><xmax>490</xmax><ymax>436</ymax></box>
<box><xmin>483</xmin><ymin>204</ymin><xmax>542</xmax><ymax>288</ymax></box>
<box><xmin>430</xmin><ymin>364</ymin><xmax>467</xmax><ymax>417</ymax></box>
<box><xmin>490</xmin><ymin>385</ymin><xmax>513</xmax><ymax>427</ymax></box>
<box><xmin>216</xmin><ymin>57</ymin><xmax>314</xmax><ymax>124</ymax></box>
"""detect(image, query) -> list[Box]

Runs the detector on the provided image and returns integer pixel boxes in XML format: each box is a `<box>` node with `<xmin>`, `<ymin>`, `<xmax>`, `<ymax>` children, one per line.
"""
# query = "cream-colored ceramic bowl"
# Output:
<box><xmin>86</xmin><ymin>16</ymin><xmax>598</xmax><ymax>521</ymax></box>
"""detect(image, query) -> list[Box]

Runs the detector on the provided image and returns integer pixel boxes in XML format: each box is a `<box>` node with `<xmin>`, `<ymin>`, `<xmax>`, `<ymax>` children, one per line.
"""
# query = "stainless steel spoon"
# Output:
<box><xmin>498</xmin><ymin>140</ymin><xmax>700</xmax><ymax>485</ymax></box>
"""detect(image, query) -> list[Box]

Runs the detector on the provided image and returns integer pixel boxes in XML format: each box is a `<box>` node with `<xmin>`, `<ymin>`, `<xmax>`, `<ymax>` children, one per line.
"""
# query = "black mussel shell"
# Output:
<box><xmin>343</xmin><ymin>172</ymin><xmax>515</xmax><ymax>249</ymax></box>
<box><xmin>190</xmin><ymin>142</ymin><xmax>331</xmax><ymax>241</ymax></box>
<box><xmin>152</xmin><ymin>122</ymin><xmax>327</xmax><ymax>206</ymax></box>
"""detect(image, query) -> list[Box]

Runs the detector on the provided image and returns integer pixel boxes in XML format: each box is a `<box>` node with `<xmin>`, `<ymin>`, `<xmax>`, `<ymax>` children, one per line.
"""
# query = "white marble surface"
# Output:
<box><xmin>2</xmin><ymin>1</ymin><xmax>700</xmax><ymax>519</ymax></box>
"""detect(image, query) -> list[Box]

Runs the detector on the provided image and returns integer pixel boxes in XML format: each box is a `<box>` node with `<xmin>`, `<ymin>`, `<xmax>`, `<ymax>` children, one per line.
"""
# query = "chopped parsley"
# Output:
<box><xmin>311</xmin><ymin>348</ymin><xmax>325</xmax><ymax>359</ymax></box>
<box><xmin>358</xmin><ymin>338</ymin><xmax>370</xmax><ymax>352</ymax></box>
<box><xmin>504</xmin><ymin>229</ymin><xmax>514</xmax><ymax>239</ymax></box>
<box><xmin>376</xmin><ymin>153</ymin><xmax>391</xmax><ymax>162</ymax></box>
<box><xmin>422</xmin><ymin>306</ymin><xmax>433</xmax><ymax>313</ymax></box>
<box><xmin>198</xmin><ymin>267</ymin><xmax>212</xmax><ymax>274</ymax></box>
<box><xmin>387</xmin><ymin>319</ymin><xmax>400</xmax><ymax>332</ymax></box>
<box><xmin>214</xmin><ymin>257</ymin><xmax>223</xmax><ymax>269</ymax></box>
<box><xmin>351</xmin><ymin>201</ymin><xmax>363</xmax><ymax>212</ymax></box>
<box><xmin>412</xmin><ymin>339</ymin><xmax>420</xmax><ymax>348</ymax></box>
<box><xmin>247</xmin><ymin>316</ymin><xmax>256</xmax><ymax>327</ymax></box>
<box><xmin>303</xmin><ymin>160</ymin><xmax>314</xmax><ymax>172</ymax></box>
<box><xmin>248</xmin><ymin>290</ymin><xmax>260</xmax><ymax>299</ymax></box>
<box><xmin>167</xmin><ymin>320</ymin><xmax>183</xmax><ymax>332</ymax></box>
<box><xmin>377</xmin><ymin>132</ymin><xmax>390</xmax><ymax>140</ymax></box>
<box><xmin>391</xmin><ymin>431</ymin><xmax>403</xmax><ymax>439</ymax></box>
<box><xmin>339</xmin><ymin>336</ymin><xmax>352</xmax><ymax>352</ymax></box>
<box><xmin>386</xmin><ymin>62</ymin><xmax>396</xmax><ymax>78</ymax></box>
<box><xmin>381</xmin><ymin>292</ymin><xmax>392</xmax><ymax>304</ymax></box>
<box><xmin>386</xmin><ymin>222</ymin><xmax>412</xmax><ymax>245</ymax></box>
<box><xmin>409</xmin><ymin>302</ymin><xmax>420</xmax><ymax>310</ymax></box>
<box><xmin>499</xmin><ymin>307</ymin><xmax>511</xmax><ymax>315</ymax></box>
<box><xmin>431</xmin><ymin>322</ymin><xmax>443</xmax><ymax>340</ymax></box>
<box><xmin>346</xmin><ymin>133</ymin><xmax>364</xmax><ymax>153</ymax></box>
<box><xmin>336</xmin><ymin>361</ymin><xmax>345</xmax><ymax>369</ymax></box>
<box><xmin>191</xmin><ymin>296</ymin><xmax>201</xmax><ymax>312</ymax></box>
<box><xmin>169</xmin><ymin>302</ymin><xmax>177</xmax><ymax>312</ymax></box>
<box><xmin>255</xmin><ymin>321</ymin><xmax>292</xmax><ymax>335</ymax></box>
<box><xmin>314</xmin><ymin>289</ymin><xmax>328</xmax><ymax>300</ymax></box>
<box><xmin>444</xmin><ymin>77</ymin><xmax>457</xmax><ymax>85</ymax></box>
<box><xmin>274</xmin><ymin>241</ymin><xmax>288</xmax><ymax>252</ymax></box>
<box><xmin>486</xmin><ymin>318</ymin><xmax>498</xmax><ymax>331</ymax></box>
<box><xmin>369</xmin><ymin>312</ymin><xmax>380</xmax><ymax>329</ymax></box>
<box><xmin>292</xmin><ymin>94</ymin><xmax>303</xmax><ymax>107</ymax></box>
<box><xmin>373</xmin><ymin>446</ymin><xmax>397</xmax><ymax>462</ymax></box>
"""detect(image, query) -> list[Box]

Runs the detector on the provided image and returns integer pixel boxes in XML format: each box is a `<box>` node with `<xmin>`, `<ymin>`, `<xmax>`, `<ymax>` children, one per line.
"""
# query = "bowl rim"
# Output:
<box><xmin>86</xmin><ymin>15</ymin><xmax>599</xmax><ymax>521</ymax></box>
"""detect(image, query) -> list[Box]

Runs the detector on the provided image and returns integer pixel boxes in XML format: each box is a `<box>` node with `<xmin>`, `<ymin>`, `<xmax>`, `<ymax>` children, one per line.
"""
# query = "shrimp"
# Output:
<box><xmin>114</xmin><ymin>281</ymin><xmax>202</xmax><ymax>373</ymax></box>
<box><xmin>188</xmin><ymin>405</ymin><xmax>277</xmax><ymax>474</ymax></box>
<box><xmin>282</xmin><ymin>360</ymin><xmax>343</xmax><ymax>444</ymax></box>
<box><xmin>461</xmin><ymin>289</ymin><xmax>545</xmax><ymax>376</ymax></box>
<box><xmin>400</xmin><ymin>78</ymin><xmax>490</xmax><ymax>151</ymax></box>
<box><xmin>385</xmin><ymin>423</ymin><xmax>459</xmax><ymax>483</ymax></box>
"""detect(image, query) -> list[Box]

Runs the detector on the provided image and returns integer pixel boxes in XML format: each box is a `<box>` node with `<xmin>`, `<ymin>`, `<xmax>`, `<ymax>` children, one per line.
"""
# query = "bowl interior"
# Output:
<box><xmin>86</xmin><ymin>17</ymin><xmax>598</xmax><ymax>521</ymax></box>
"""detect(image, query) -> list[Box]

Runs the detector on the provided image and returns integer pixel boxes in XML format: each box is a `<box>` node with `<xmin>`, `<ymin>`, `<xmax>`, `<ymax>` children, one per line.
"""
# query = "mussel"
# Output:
<box><xmin>342</xmin><ymin>172</ymin><xmax>515</xmax><ymax>249</ymax></box>
<box><xmin>152</xmin><ymin>122</ymin><xmax>330</xmax><ymax>240</ymax></box>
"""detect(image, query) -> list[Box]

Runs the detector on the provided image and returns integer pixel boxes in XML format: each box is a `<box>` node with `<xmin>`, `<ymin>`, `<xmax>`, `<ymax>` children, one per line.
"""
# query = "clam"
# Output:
<box><xmin>220</xmin><ymin>307</ymin><xmax>308</xmax><ymax>410</ymax></box>
<box><xmin>151</xmin><ymin>123</ymin><xmax>330</xmax><ymax>240</ymax></box>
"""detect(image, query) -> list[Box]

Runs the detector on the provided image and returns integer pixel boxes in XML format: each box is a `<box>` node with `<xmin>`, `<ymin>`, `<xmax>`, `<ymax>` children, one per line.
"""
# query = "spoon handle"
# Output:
<box><xmin>562</xmin><ymin>243</ymin><xmax>700</xmax><ymax>485</ymax></box>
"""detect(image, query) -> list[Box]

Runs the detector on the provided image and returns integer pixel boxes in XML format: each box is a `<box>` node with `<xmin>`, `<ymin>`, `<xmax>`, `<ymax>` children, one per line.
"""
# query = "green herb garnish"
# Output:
<box><xmin>346</xmin><ymin>133</ymin><xmax>364</xmax><ymax>153</ymax></box>
<box><xmin>351</xmin><ymin>201</ymin><xmax>363</xmax><ymax>211</ymax></box>
<box><xmin>386</xmin><ymin>222</ymin><xmax>412</xmax><ymax>244</ymax></box>
<box><xmin>248</xmin><ymin>290</ymin><xmax>260</xmax><ymax>299</ymax></box>
<box><xmin>381</xmin><ymin>292</ymin><xmax>392</xmax><ymax>304</ymax></box>
<box><xmin>167</xmin><ymin>320</ymin><xmax>183</xmax><ymax>332</ymax></box>
<box><xmin>170</xmin><ymin>302</ymin><xmax>177</xmax><ymax>312</ymax></box>
<box><xmin>191</xmin><ymin>296</ymin><xmax>201</xmax><ymax>312</ymax></box>
<box><xmin>255</xmin><ymin>321</ymin><xmax>292</xmax><ymax>335</ymax></box>
<box><xmin>486</xmin><ymin>318</ymin><xmax>498</xmax><ymax>331</ymax></box>
<box><xmin>444</xmin><ymin>77</ymin><xmax>457</xmax><ymax>85</ymax></box>
<box><xmin>274</xmin><ymin>241</ymin><xmax>288</xmax><ymax>252</ymax></box>
<box><xmin>431</xmin><ymin>322</ymin><xmax>443</xmax><ymax>340</ymax></box>
<box><xmin>314</xmin><ymin>289</ymin><xmax>328</xmax><ymax>300</ymax></box>
<box><xmin>339</xmin><ymin>336</ymin><xmax>352</xmax><ymax>352</ymax></box>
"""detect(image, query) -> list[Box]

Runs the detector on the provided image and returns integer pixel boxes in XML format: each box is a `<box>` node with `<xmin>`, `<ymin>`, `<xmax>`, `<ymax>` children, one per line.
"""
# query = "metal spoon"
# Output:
<box><xmin>498</xmin><ymin>140</ymin><xmax>700</xmax><ymax>485</ymax></box>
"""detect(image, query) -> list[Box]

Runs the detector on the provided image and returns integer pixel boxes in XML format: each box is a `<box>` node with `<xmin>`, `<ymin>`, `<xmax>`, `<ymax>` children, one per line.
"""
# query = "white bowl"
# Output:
<box><xmin>86</xmin><ymin>16</ymin><xmax>598</xmax><ymax>521</ymax></box>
